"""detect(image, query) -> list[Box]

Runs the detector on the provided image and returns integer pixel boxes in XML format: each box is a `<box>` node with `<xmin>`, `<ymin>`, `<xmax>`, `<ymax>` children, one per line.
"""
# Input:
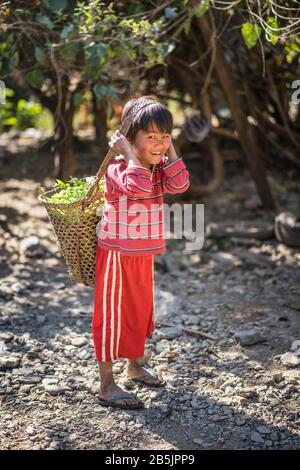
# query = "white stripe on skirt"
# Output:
<box><xmin>152</xmin><ymin>257</ymin><xmax>156</xmax><ymax>328</ymax></box>
<box><xmin>110</xmin><ymin>251</ymin><xmax>117</xmax><ymax>361</ymax></box>
<box><xmin>116</xmin><ymin>252</ymin><xmax>122</xmax><ymax>358</ymax></box>
<box><xmin>102</xmin><ymin>251</ymin><xmax>112</xmax><ymax>361</ymax></box>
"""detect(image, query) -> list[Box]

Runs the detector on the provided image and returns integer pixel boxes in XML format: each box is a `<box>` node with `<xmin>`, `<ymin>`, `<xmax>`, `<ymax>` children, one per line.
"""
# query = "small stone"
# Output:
<box><xmin>155</xmin><ymin>339</ymin><xmax>171</xmax><ymax>354</ymax></box>
<box><xmin>0</xmin><ymin>341</ymin><xmax>8</xmax><ymax>353</ymax></box>
<box><xmin>119</xmin><ymin>421</ymin><xmax>127</xmax><ymax>432</ymax></box>
<box><xmin>44</xmin><ymin>384</ymin><xmax>71</xmax><ymax>396</ymax></box>
<box><xmin>198</xmin><ymin>377</ymin><xmax>206</xmax><ymax>386</ymax></box>
<box><xmin>20</xmin><ymin>236</ymin><xmax>44</xmax><ymax>257</ymax></box>
<box><xmin>71</xmin><ymin>337</ymin><xmax>88</xmax><ymax>347</ymax></box>
<box><xmin>256</xmin><ymin>425</ymin><xmax>271</xmax><ymax>435</ymax></box>
<box><xmin>18</xmin><ymin>376</ymin><xmax>41</xmax><ymax>384</ymax></box>
<box><xmin>251</xmin><ymin>431</ymin><xmax>264</xmax><ymax>444</ymax></box>
<box><xmin>36</xmin><ymin>315</ymin><xmax>46</xmax><ymax>324</ymax></box>
<box><xmin>280</xmin><ymin>352</ymin><xmax>300</xmax><ymax>367</ymax></box>
<box><xmin>272</xmin><ymin>372</ymin><xmax>283</xmax><ymax>383</ymax></box>
<box><xmin>210</xmin><ymin>415</ymin><xmax>220</xmax><ymax>422</ymax></box>
<box><xmin>0</xmin><ymin>355</ymin><xmax>21</xmax><ymax>370</ymax></box>
<box><xmin>290</xmin><ymin>340</ymin><xmax>300</xmax><ymax>352</ymax></box>
<box><xmin>157</xmin><ymin>326</ymin><xmax>183</xmax><ymax>340</ymax></box>
<box><xmin>0</xmin><ymin>332</ymin><xmax>14</xmax><ymax>343</ymax></box>
<box><xmin>192</xmin><ymin>438</ymin><xmax>203</xmax><ymax>445</ymax></box>
<box><xmin>236</xmin><ymin>418</ymin><xmax>246</xmax><ymax>426</ymax></box>
<box><xmin>12</xmin><ymin>368</ymin><xmax>34</xmax><ymax>376</ymax></box>
<box><xmin>191</xmin><ymin>399</ymin><xmax>200</xmax><ymax>409</ymax></box>
<box><xmin>235</xmin><ymin>329</ymin><xmax>265</xmax><ymax>346</ymax></box>
<box><xmin>159</xmin><ymin>404</ymin><xmax>169</xmax><ymax>414</ymax></box>
<box><xmin>232</xmin><ymin>396</ymin><xmax>248</xmax><ymax>406</ymax></box>
<box><xmin>214</xmin><ymin>378</ymin><xmax>223</xmax><ymax>388</ymax></box>
<box><xmin>11</xmin><ymin>282</ymin><xmax>27</xmax><ymax>294</ymax></box>
<box><xmin>136</xmin><ymin>416</ymin><xmax>146</xmax><ymax>426</ymax></box>
<box><xmin>49</xmin><ymin>441</ymin><xmax>60</xmax><ymax>450</ymax></box>
<box><xmin>26</xmin><ymin>426</ymin><xmax>35</xmax><ymax>435</ymax></box>
<box><xmin>25</xmin><ymin>350</ymin><xmax>40</xmax><ymax>360</ymax></box>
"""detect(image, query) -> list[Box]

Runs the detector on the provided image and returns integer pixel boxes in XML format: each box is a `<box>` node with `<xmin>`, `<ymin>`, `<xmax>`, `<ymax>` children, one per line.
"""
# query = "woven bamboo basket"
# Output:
<box><xmin>37</xmin><ymin>99</ymin><xmax>154</xmax><ymax>288</ymax></box>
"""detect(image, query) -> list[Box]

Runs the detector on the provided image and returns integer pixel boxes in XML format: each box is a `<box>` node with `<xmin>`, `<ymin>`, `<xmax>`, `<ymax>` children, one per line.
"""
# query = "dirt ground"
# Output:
<box><xmin>0</xmin><ymin>132</ymin><xmax>299</xmax><ymax>450</ymax></box>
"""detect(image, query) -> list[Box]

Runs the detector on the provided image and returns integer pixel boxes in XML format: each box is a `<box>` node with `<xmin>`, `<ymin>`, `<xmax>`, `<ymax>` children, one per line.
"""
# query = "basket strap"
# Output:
<box><xmin>84</xmin><ymin>98</ymin><xmax>156</xmax><ymax>203</ymax></box>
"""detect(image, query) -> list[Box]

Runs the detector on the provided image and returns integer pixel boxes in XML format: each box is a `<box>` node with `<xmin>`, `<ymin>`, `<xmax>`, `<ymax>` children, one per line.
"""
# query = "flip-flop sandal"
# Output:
<box><xmin>98</xmin><ymin>393</ymin><xmax>144</xmax><ymax>410</ymax></box>
<box><xmin>131</xmin><ymin>375</ymin><xmax>162</xmax><ymax>387</ymax></box>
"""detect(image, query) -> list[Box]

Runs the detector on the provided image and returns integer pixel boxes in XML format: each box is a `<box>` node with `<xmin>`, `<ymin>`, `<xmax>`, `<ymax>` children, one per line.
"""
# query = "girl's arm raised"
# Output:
<box><xmin>107</xmin><ymin>130</ymin><xmax>153</xmax><ymax>197</ymax></box>
<box><xmin>161</xmin><ymin>141</ymin><xmax>190</xmax><ymax>194</ymax></box>
<box><xmin>107</xmin><ymin>160</ymin><xmax>153</xmax><ymax>197</ymax></box>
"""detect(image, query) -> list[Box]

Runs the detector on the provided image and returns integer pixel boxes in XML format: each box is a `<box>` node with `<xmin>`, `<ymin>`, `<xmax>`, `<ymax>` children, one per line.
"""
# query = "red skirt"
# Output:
<box><xmin>92</xmin><ymin>246</ymin><xmax>156</xmax><ymax>361</ymax></box>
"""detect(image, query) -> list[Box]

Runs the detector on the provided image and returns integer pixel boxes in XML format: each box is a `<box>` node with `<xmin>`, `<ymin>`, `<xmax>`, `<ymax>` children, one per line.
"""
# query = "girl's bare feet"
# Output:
<box><xmin>126</xmin><ymin>359</ymin><xmax>162</xmax><ymax>386</ymax></box>
<box><xmin>99</xmin><ymin>382</ymin><xmax>143</xmax><ymax>408</ymax></box>
<box><xmin>97</xmin><ymin>360</ymin><xmax>143</xmax><ymax>408</ymax></box>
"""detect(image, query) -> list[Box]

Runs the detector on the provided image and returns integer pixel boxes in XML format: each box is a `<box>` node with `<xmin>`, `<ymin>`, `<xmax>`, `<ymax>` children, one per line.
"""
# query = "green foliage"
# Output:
<box><xmin>34</xmin><ymin>108</ymin><xmax>54</xmax><ymax>130</ymax></box>
<box><xmin>194</xmin><ymin>0</ymin><xmax>210</xmax><ymax>18</ymax></box>
<box><xmin>0</xmin><ymin>88</ymin><xmax>51</xmax><ymax>132</ymax></box>
<box><xmin>265</xmin><ymin>17</ymin><xmax>280</xmax><ymax>46</ymax></box>
<box><xmin>48</xmin><ymin>176</ymin><xmax>105</xmax><ymax>203</ymax></box>
<box><xmin>241</xmin><ymin>22</ymin><xmax>262</xmax><ymax>49</ymax></box>
<box><xmin>183</xmin><ymin>0</ymin><xmax>210</xmax><ymax>35</ymax></box>
<box><xmin>164</xmin><ymin>8</ymin><xmax>178</xmax><ymax>20</ymax></box>
<box><xmin>0</xmin><ymin>88</ymin><xmax>16</xmax><ymax>132</ymax></box>
<box><xmin>93</xmin><ymin>84</ymin><xmax>119</xmax><ymax>102</ymax></box>
<box><xmin>43</xmin><ymin>0</ymin><xmax>68</xmax><ymax>12</ymax></box>
<box><xmin>0</xmin><ymin>0</ymin><xmax>176</xmax><ymax>112</ymax></box>
<box><xmin>59</xmin><ymin>42</ymin><xmax>81</xmax><ymax>64</ymax></box>
<box><xmin>15</xmin><ymin>99</ymin><xmax>42</xmax><ymax>130</ymax></box>
<box><xmin>9</xmin><ymin>52</ymin><xmax>19</xmax><ymax>70</ymax></box>
<box><xmin>35</xmin><ymin>13</ymin><xmax>54</xmax><ymax>30</ymax></box>
<box><xmin>285</xmin><ymin>38</ymin><xmax>300</xmax><ymax>63</ymax></box>
<box><xmin>26</xmin><ymin>70</ymin><xmax>45</xmax><ymax>89</ymax></box>
<box><xmin>4</xmin><ymin>0</ymin><xmax>293</xmax><ymax>142</ymax></box>
<box><xmin>34</xmin><ymin>47</ymin><xmax>50</xmax><ymax>68</ymax></box>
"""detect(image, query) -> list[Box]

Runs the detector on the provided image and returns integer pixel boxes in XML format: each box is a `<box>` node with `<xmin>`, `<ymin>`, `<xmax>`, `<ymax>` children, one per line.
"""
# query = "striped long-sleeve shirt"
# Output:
<box><xmin>97</xmin><ymin>154</ymin><xmax>190</xmax><ymax>256</ymax></box>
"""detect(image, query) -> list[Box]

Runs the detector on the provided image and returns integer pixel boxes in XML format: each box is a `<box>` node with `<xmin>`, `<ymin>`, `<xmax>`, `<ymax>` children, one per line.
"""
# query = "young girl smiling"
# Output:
<box><xmin>92</xmin><ymin>96</ymin><xmax>190</xmax><ymax>409</ymax></box>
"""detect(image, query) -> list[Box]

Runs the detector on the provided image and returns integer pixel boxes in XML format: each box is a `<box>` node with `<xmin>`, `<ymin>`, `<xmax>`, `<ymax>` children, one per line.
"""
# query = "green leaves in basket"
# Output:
<box><xmin>47</xmin><ymin>176</ymin><xmax>105</xmax><ymax>203</ymax></box>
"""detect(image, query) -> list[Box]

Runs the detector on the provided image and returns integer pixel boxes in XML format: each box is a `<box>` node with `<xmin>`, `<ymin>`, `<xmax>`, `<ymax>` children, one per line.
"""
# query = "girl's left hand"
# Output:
<box><xmin>166</xmin><ymin>138</ymin><xmax>179</xmax><ymax>162</ymax></box>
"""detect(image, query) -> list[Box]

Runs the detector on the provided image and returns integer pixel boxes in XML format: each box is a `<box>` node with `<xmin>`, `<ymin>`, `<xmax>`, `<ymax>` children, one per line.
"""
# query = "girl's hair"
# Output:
<box><xmin>121</xmin><ymin>95</ymin><xmax>173</xmax><ymax>141</ymax></box>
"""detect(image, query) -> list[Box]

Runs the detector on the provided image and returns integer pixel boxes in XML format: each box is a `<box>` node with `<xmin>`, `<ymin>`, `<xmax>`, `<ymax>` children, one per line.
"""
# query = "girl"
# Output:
<box><xmin>92</xmin><ymin>96</ymin><xmax>190</xmax><ymax>409</ymax></box>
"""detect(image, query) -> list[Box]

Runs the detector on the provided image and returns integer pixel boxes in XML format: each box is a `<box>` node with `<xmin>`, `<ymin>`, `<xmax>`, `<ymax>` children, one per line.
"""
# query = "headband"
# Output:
<box><xmin>122</xmin><ymin>99</ymin><xmax>157</xmax><ymax>123</ymax></box>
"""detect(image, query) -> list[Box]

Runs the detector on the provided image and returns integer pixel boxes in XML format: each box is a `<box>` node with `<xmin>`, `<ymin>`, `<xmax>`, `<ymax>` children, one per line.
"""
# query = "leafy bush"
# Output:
<box><xmin>0</xmin><ymin>88</ymin><xmax>52</xmax><ymax>131</ymax></box>
<box><xmin>15</xmin><ymin>99</ymin><xmax>42</xmax><ymax>130</ymax></box>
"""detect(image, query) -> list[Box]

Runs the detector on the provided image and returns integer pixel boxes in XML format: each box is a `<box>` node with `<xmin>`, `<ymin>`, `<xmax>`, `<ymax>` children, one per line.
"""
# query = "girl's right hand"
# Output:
<box><xmin>108</xmin><ymin>130</ymin><xmax>133</xmax><ymax>157</ymax></box>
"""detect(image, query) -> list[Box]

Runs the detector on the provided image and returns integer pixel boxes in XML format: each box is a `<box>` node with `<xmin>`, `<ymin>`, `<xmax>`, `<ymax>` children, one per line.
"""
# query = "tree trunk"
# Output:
<box><xmin>92</xmin><ymin>91</ymin><xmax>108</xmax><ymax>159</ymax></box>
<box><xmin>197</xmin><ymin>15</ymin><xmax>275</xmax><ymax>210</ymax></box>
<box><xmin>53</xmin><ymin>79</ymin><xmax>76</xmax><ymax>180</ymax></box>
<box><xmin>54</xmin><ymin>119</ymin><xmax>76</xmax><ymax>180</ymax></box>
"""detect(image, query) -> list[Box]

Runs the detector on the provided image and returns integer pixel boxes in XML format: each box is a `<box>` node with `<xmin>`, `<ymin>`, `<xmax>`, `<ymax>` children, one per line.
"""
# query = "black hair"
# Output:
<box><xmin>122</xmin><ymin>95</ymin><xmax>173</xmax><ymax>142</ymax></box>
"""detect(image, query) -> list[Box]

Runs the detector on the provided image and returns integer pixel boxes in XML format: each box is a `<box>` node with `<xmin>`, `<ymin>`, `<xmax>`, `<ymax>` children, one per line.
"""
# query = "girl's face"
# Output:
<box><xmin>129</xmin><ymin>123</ymin><xmax>171</xmax><ymax>169</ymax></box>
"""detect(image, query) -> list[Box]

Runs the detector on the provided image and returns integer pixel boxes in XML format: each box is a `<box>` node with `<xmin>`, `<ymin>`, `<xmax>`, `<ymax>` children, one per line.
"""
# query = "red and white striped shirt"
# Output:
<box><xmin>97</xmin><ymin>154</ymin><xmax>190</xmax><ymax>256</ymax></box>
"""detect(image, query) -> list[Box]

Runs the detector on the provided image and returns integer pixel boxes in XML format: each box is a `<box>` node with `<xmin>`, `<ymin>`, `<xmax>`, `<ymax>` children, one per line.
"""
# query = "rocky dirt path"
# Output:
<box><xmin>0</xmin><ymin>165</ymin><xmax>300</xmax><ymax>450</ymax></box>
